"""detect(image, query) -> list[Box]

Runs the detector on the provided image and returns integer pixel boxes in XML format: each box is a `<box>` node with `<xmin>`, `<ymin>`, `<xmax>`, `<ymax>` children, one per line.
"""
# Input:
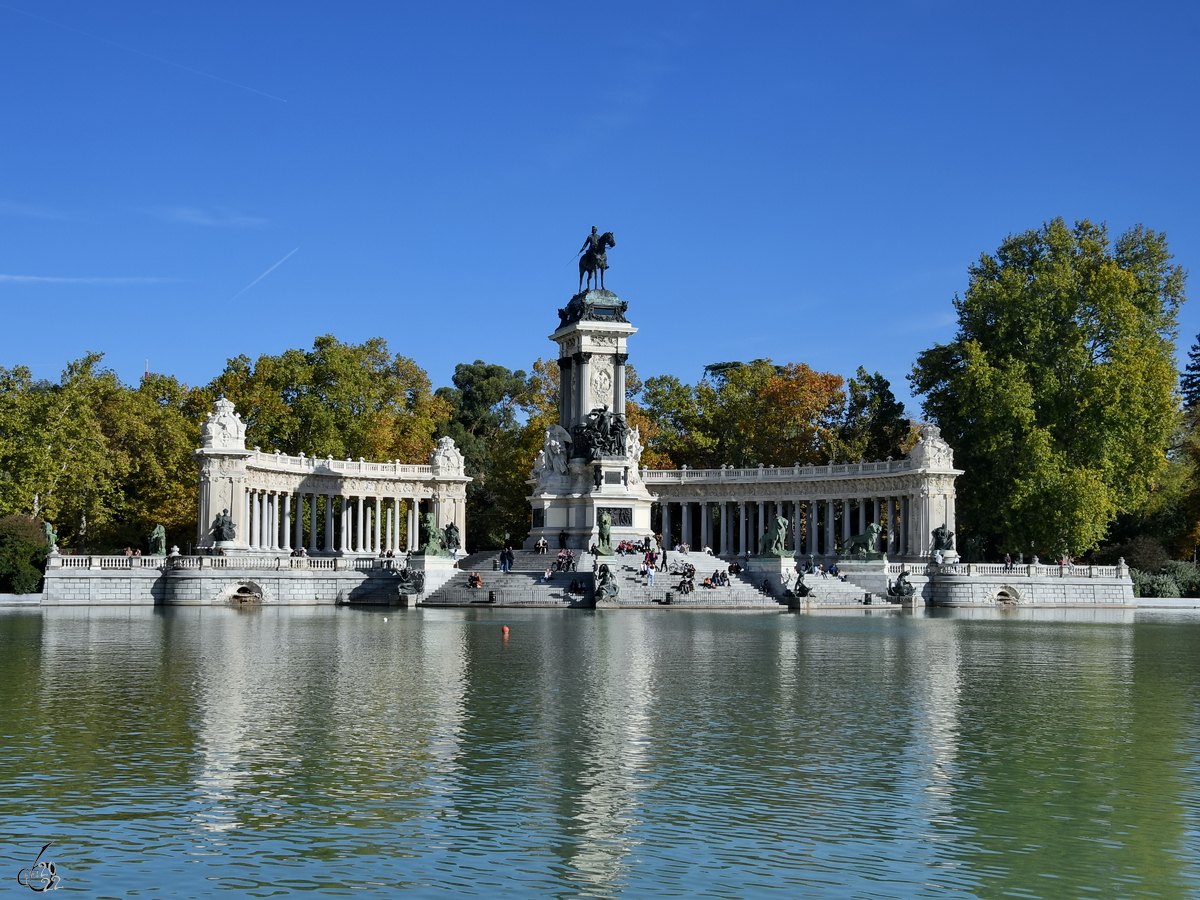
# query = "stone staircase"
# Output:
<box><xmin>421</xmin><ymin>549</ymin><xmax>592</xmax><ymax>607</ymax></box>
<box><xmin>422</xmin><ymin>549</ymin><xmax>890</xmax><ymax>609</ymax></box>
<box><xmin>599</xmin><ymin>551</ymin><xmax>783</xmax><ymax>608</ymax></box>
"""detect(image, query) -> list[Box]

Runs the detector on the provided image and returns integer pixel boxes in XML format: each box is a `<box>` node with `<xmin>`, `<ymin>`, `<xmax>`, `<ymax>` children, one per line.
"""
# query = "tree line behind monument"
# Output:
<box><xmin>1</xmin><ymin>218</ymin><xmax>1198</xmax><ymax>596</ymax></box>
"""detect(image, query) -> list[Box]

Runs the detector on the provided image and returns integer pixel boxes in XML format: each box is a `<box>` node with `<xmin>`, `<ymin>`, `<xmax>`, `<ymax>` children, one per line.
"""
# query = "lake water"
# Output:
<box><xmin>1</xmin><ymin>606</ymin><xmax>1198</xmax><ymax>898</ymax></box>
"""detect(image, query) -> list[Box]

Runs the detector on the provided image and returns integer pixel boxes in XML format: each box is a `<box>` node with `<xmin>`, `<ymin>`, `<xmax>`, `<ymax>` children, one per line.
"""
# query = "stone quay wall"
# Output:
<box><xmin>42</xmin><ymin>554</ymin><xmax>417</xmax><ymax>606</ymax></box>
<box><xmin>887</xmin><ymin>561</ymin><xmax>1135</xmax><ymax>607</ymax></box>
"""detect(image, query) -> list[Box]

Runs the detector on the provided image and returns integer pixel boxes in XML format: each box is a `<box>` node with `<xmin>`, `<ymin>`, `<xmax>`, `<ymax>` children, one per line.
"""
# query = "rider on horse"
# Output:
<box><xmin>579</xmin><ymin>226</ymin><xmax>615</xmax><ymax>291</ymax></box>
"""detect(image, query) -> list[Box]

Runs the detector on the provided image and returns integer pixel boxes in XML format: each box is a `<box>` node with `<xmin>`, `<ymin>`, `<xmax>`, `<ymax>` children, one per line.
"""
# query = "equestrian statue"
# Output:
<box><xmin>578</xmin><ymin>226</ymin><xmax>616</xmax><ymax>292</ymax></box>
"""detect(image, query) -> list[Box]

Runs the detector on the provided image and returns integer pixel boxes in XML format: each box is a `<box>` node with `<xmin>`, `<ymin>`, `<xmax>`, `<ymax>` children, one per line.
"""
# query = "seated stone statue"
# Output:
<box><xmin>931</xmin><ymin>524</ymin><xmax>954</xmax><ymax>552</ymax></box>
<box><xmin>212</xmin><ymin>509</ymin><xmax>236</xmax><ymax>543</ymax></box>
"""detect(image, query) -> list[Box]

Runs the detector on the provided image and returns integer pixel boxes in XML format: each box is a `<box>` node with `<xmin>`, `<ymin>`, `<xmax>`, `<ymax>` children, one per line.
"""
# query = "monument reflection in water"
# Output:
<box><xmin>2</xmin><ymin>607</ymin><xmax>1199</xmax><ymax>898</ymax></box>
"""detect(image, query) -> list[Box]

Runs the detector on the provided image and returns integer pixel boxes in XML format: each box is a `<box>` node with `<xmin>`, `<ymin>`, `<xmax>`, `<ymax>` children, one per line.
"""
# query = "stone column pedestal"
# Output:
<box><xmin>744</xmin><ymin>555</ymin><xmax>798</xmax><ymax>596</ymax></box>
<box><xmin>835</xmin><ymin>557</ymin><xmax>889</xmax><ymax>595</ymax></box>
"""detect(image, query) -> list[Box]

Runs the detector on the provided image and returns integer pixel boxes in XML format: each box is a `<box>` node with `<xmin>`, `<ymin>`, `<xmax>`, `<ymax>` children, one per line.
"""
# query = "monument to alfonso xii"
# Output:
<box><xmin>525</xmin><ymin>227</ymin><xmax>655</xmax><ymax>552</ymax></box>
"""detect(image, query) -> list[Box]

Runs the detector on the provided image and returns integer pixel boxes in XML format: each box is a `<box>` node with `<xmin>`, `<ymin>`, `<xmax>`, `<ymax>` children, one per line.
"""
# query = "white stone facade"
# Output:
<box><xmin>195</xmin><ymin>399</ymin><xmax>470</xmax><ymax>555</ymax></box>
<box><xmin>645</xmin><ymin>425</ymin><xmax>962</xmax><ymax>561</ymax></box>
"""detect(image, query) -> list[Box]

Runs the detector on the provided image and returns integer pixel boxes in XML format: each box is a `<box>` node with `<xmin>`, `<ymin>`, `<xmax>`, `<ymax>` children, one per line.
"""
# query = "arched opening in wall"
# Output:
<box><xmin>993</xmin><ymin>586</ymin><xmax>1020</xmax><ymax>606</ymax></box>
<box><xmin>229</xmin><ymin>581</ymin><xmax>262</xmax><ymax>604</ymax></box>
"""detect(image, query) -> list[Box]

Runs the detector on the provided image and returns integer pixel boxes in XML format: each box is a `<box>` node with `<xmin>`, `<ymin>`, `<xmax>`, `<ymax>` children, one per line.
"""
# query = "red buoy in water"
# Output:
<box><xmin>502</xmin><ymin>625</ymin><xmax>510</xmax><ymax>638</ymax></box>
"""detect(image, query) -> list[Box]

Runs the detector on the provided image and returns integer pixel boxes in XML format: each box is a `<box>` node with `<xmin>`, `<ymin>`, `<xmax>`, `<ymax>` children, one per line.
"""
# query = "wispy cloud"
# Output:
<box><xmin>153</xmin><ymin>206</ymin><xmax>267</xmax><ymax>228</ymax></box>
<box><xmin>0</xmin><ymin>3</ymin><xmax>286</xmax><ymax>102</ymax></box>
<box><xmin>0</xmin><ymin>274</ymin><xmax>174</xmax><ymax>284</ymax></box>
<box><xmin>0</xmin><ymin>200</ymin><xmax>74</xmax><ymax>220</ymax></box>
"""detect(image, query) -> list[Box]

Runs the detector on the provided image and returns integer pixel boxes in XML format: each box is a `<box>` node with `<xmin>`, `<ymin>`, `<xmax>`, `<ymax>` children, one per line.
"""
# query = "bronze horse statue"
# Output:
<box><xmin>579</xmin><ymin>231</ymin><xmax>616</xmax><ymax>292</ymax></box>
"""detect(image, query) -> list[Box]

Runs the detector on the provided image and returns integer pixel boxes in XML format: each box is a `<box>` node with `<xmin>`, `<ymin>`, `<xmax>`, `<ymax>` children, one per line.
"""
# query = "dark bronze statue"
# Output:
<box><xmin>576</xmin><ymin>406</ymin><xmax>627</xmax><ymax>458</ymax></box>
<box><xmin>578</xmin><ymin>226</ymin><xmax>616</xmax><ymax>292</ymax></box>
<box><xmin>212</xmin><ymin>509</ymin><xmax>236</xmax><ymax>543</ymax></box>
<box><xmin>931</xmin><ymin>524</ymin><xmax>955</xmax><ymax>552</ymax></box>
<box><xmin>887</xmin><ymin>572</ymin><xmax>915</xmax><ymax>598</ymax></box>
<box><xmin>396</xmin><ymin>565</ymin><xmax>425</xmax><ymax>595</ymax></box>
<box><xmin>596</xmin><ymin>563</ymin><xmax>620</xmax><ymax>600</ymax></box>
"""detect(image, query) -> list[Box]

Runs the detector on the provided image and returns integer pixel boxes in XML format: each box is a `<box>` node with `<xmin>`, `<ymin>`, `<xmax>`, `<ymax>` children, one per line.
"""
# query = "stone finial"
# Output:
<box><xmin>908</xmin><ymin>423</ymin><xmax>954</xmax><ymax>468</ymax></box>
<box><xmin>200</xmin><ymin>396</ymin><xmax>247</xmax><ymax>450</ymax></box>
<box><xmin>430</xmin><ymin>436</ymin><xmax>465</xmax><ymax>475</ymax></box>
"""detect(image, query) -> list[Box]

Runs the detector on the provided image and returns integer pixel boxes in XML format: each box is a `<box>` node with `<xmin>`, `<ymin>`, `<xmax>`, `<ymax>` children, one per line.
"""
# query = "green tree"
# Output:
<box><xmin>434</xmin><ymin>361</ymin><xmax>529</xmax><ymax>549</ymax></box>
<box><xmin>208</xmin><ymin>335</ymin><xmax>448</xmax><ymax>462</ymax></box>
<box><xmin>838</xmin><ymin>367</ymin><xmax>912</xmax><ymax>462</ymax></box>
<box><xmin>642</xmin><ymin>360</ymin><xmax>845</xmax><ymax>468</ymax></box>
<box><xmin>0</xmin><ymin>515</ymin><xmax>49</xmax><ymax>593</ymax></box>
<box><xmin>910</xmin><ymin>218</ymin><xmax>1185</xmax><ymax>557</ymax></box>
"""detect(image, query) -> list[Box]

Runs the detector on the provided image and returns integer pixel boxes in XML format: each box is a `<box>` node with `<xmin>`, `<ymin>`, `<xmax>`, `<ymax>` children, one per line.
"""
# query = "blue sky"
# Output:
<box><xmin>2</xmin><ymin>1</ymin><xmax>1198</xmax><ymax>413</ymax></box>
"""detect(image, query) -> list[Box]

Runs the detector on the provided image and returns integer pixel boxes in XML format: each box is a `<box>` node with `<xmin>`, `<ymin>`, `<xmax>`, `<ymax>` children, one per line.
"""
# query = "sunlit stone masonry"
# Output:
<box><xmin>195</xmin><ymin>397</ymin><xmax>469</xmax><ymax>556</ymax></box>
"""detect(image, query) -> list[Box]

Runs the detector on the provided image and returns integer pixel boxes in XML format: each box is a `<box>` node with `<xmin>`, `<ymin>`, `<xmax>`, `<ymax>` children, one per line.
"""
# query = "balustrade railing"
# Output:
<box><xmin>884</xmin><ymin>562</ymin><xmax>1126</xmax><ymax>579</ymax></box>
<box><xmin>247</xmin><ymin>450</ymin><xmax>433</xmax><ymax>478</ymax></box>
<box><xmin>641</xmin><ymin>458</ymin><xmax>914</xmax><ymax>484</ymax></box>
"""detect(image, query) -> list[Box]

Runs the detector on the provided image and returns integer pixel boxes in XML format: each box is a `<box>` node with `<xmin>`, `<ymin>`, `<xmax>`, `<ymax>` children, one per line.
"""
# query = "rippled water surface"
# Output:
<box><xmin>2</xmin><ymin>606</ymin><xmax>1199</xmax><ymax>898</ymax></box>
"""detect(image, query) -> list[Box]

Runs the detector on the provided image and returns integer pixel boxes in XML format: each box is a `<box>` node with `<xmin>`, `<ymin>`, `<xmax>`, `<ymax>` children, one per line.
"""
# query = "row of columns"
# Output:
<box><xmin>657</xmin><ymin>496</ymin><xmax>915</xmax><ymax>557</ymax></box>
<box><xmin>243</xmin><ymin>491</ymin><xmax>424</xmax><ymax>555</ymax></box>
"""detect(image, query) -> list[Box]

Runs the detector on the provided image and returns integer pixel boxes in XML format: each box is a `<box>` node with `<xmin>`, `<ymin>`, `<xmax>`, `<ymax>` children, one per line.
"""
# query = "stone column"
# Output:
<box><xmin>858</xmin><ymin>497</ymin><xmax>866</xmax><ymax>533</ymax></box>
<box><xmin>408</xmin><ymin>500</ymin><xmax>418</xmax><ymax>551</ymax></box>
<box><xmin>245</xmin><ymin>490</ymin><xmax>254</xmax><ymax>548</ymax></box>
<box><xmin>339</xmin><ymin>498</ymin><xmax>349</xmax><ymax>553</ymax></box>
<box><xmin>614</xmin><ymin>353</ymin><xmax>628</xmax><ymax>415</ymax></box>
<box><xmin>557</xmin><ymin>357</ymin><xmax>573</xmax><ymax>430</ymax></box>
<box><xmin>792</xmin><ymin>500</ymin><xmax>801</xmax><ymax>551</ymax></box>
<box><xmin>283</xmin><ymin>493</ymin><xmax>293</xmax><ymax>551</ymax></box>
<box><xmin>662</xmin><ymin>502</ymin><xmax>672</xmax><ymax>546</ymax></box>
<box><xmin>309</xmin><ymin>494</ymin><xmax>318</xmax><ymax>552</ymax></box>
<box><xmin>681</xmin><ymin>503</ymin><xmax>691</xmax><ymax>549</ymax></box>
<box><xmin>257</xmin><ymin>492</ymin><xmax>266</xmax><ymax>550</ymax></box>
<box><xmin>374</xmin><ymin>497</ymin><xmax>382</xmax><ymax>553</ymax></box>
<box><xmin>757</xmin><ymin>502</ymin><xmax>765</xmax><ymax>554</ymax></box>
<box><xmin>807</xmin><ymin>501</ymin><xmax>816</xmax><ymax>556</ymax></box>
<box><xmin>323</xmin><ymin>496</ymin><xmax>333</xmax><ymax>553</ymax></box>
<box><xmin>738</xmin><ymin>500</ymin><xmax>747</xmax><ymax>555</ymax></box>
<box><xmin>823</xmin><ymin>499</ymin><xmax>833</xmax><ymax>556</ymax></box>
<box><xmin>353</xmin><ymin>496</ymin><xmax>363</xmax><ymax>553</ymax></box>
<box><xmin>842</xmin><ymin>499</ymin><xmax>852</xmax><ymax>546</ymax></box>
<box><xmin>576</xmin><ymin>352</ymin><xmax>592</xmax><ymax>426</ymax></box>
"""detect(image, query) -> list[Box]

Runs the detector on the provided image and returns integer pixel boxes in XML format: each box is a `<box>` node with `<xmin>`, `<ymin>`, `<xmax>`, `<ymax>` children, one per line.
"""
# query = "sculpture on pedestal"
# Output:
<box><xmin>576</xmin><ymin>406</ymin><xmax>627</xmax><ymax>458</ymax></box>
<box><xmin>846</xmin><ymin>522</ymin><xmax>882</xmax><ymax>558</ymax></box>
<box><xmin>418</xmin><ymin>513</ymin><xmax>447</xmax><ymax>557</ymax></box>
<box><xmin>758</xmin><ymin>515</ymin><xmax>790</xmax><ymax>557</ymax></box>
<box><xmin>931</xmin><ymin>524</ymin><xmax>955</xmax><ymax>553</ymax></box>
<box><xmin>444</xmin><ymin>522</ymin><xmax>461</xmax><ymax>555</ymax></box>
<box><xmin>578</xmin><ymin>226</ymin><xmax>616</xmax><ymax>292</ymax></box>
<box><xmin>597</xmin><ymin>512</ymin><xmax>613</xmax><ymax>556</ymax></box>
<box><xmin>595</xmin><ymin>563</ymin><xmax>620</xmax><ymax>600</ymax></box>
<box><xmin>212</xmin><ymin>509</ymin><xmax>236</xmax><ymax>543</ymax></box>
<box><xmin>42</xmin><ymin>521</ymin><xmax>58</xmax><ymax>550</ymax></box>
<box><xmin>887</xmin><ymin>572</ymin><xmax>915</xmax><ymax>598</ymax></box>
<box><xmin>149</xmin><ymin>524</ymin><xmax>167</xmax><ymax>556</ymax></box>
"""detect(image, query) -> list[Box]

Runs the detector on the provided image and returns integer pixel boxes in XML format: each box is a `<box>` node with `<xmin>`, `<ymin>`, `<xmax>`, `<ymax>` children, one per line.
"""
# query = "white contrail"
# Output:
<box><xmin>0</xmin><ymin>3</ymin><xmax>287</xmax><ymax>103</ymax></box>
<box><xmin>231</xmin><ymin>247</ymin><xmax>299</xmax><ymax>300</ymax></box>
<box><xmin>0</xmin><ymin>274</ymin><xmax>172</xmax><ymax>283</ymax></box>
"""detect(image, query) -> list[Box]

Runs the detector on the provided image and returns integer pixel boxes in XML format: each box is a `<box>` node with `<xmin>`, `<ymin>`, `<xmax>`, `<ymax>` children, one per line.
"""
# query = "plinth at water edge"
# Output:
<box><xmin>743</xmin><ymin>556</ymin><xmax>797</xmax><ymax>595</ymax></box>
<box><xmin>525</xmin><ymin>289</ymin><xmax>656</xmax><ymax>552</ymax></box>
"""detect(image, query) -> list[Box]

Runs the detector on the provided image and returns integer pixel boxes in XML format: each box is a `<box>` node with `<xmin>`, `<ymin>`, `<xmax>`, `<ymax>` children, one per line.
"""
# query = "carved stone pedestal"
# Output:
<box><xmin>525</xmin><ymin>288</ymin><xmax>655</xmax><ymax>552</ymax></box>
<box><xmin>744</xmin><ymin>555</ymin><xmax>798</xmax><ymax>596</ymax></box>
